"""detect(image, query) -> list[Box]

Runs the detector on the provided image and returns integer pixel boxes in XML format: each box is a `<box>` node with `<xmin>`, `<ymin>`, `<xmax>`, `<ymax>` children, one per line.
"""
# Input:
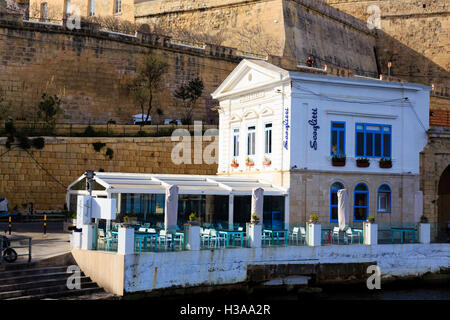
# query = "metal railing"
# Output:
<box><xmin>0</xmin><ymin>236</ymin><xmax>32</xmax><ymax>264</ymax></box>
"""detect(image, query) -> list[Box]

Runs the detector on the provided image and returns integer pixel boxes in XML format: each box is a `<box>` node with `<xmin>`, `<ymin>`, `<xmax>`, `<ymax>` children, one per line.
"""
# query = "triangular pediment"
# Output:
<box><xmin>212</xmin><ymin>59</ymin><xmax>290</xmax><ymax>100</ymax></box>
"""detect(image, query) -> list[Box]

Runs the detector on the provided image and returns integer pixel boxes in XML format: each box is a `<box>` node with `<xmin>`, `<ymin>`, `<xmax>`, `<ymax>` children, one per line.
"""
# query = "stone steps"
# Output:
<box><xmin>0</xmin><ymin>263</ymin><xmax>107</xmax><ymax>300</ymax></box>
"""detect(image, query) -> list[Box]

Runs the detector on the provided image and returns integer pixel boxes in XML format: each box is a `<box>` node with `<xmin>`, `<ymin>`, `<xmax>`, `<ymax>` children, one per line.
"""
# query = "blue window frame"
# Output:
<box><xmin>354</xmin><ymin>183</ymin><xmax>369</xmax><ymax>221</ymax></box>
<box><xmin>331</xmin><ymin>122</ymin><xmax>345</xmax><ymax>156</ymax></box>
<box><xmin>330</xmin><ymin>182</ymin><xmax>344</xmax><ymax>222</ymax></box>
<box><xmin>377</xmin><ymin>184</ymin><xmax>391</xmax><ymax>213</ymax></box>
<box><xmin>355</xmin><ymin>123</ymin><xmax>391</xmax><ymax>158</ymax></box>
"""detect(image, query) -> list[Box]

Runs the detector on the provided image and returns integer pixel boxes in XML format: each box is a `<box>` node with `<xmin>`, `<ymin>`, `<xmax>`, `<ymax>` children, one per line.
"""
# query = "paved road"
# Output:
<box><xmin>1</xmin><ymin>222</ymin><xmax>71</xmax><ymax>263</ymax></box>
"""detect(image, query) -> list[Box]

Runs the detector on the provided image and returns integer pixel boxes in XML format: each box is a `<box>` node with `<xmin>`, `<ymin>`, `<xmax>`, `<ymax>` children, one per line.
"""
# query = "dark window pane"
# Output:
<box><xmin>355</xmin><ymin>193</ymin><xmax>367</xmax><ymax>206</ymax></box>
<box><xmin>356</xmin><ymin>132</ymin><xmax>364</xmax><ymax>156</ymax></box>
<box><xmin>331</xmin><ymin>207</ymin><xmax>338</xmax><ymax>221</ymax></box>
<box><xmin>366</xmin><ymin>133</ymin><xmax>373</xmax><ymax>156</ymax></box>
<box><xmin>331</xmin><ymin>182</ymin><xmax>344</xmax><ymax>190</ymax></box>
<box><xmin>332</xmin><ymin>122</ymin><xmax>345</xmax><ymax>129</ymax></box>
<box><xmin>354</xmin><ymin>207</ymin><xmax>367</xmax><ymax>221</ymax></box>
<box><xmin>331</xmin><ymin>131</ymin><xmax>337</xmax><ymax>154</ymax></box>
<box><xmin>355</xmin><ymin>183</ymin><xmax>368</xmax><ymax>191</ymax></box>
<box><xmin>338</xmin><ymin>131</ymin><xmax>345</xmax><ymax>155</ymax></box>
<box><xmin>374</xmin><ymin>133</ymin><xmax>381</xmax><ymax>156</ymax></box>
<box><xmin>331</xmin><ymin>192</ymin><xmax>338</xmax><ymax>205</ymax></box>
<box><xmin>383</xmin><ymin>134</ymin><xmax>391</xmax><ymax>157</ymax></box>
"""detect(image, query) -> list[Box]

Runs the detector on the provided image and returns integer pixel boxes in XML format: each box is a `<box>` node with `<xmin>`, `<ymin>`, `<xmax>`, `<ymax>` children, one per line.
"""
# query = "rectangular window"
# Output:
<box><xmin>247</xmin><ymin>126</ymin><xmax>255</xmax><ymax>156</ymax></box>
<box><xmin>114</xmin><ymin>0</ymin><xmax>122</xmax><ymax>14</ymax></box>
<box><xmin>378</xmin><ymin>193</ymin><xmax>390</xmax><ymax>212</ymax></box>
<box><xmin>330</xmin><ymin>122</ymin><xmax>345</xmax><ymax>156</ymax></box>
<box><xmin>356</xmin><ymin>123</ymin><xmax>392</xmax><ymax>158</ymax></box>
<box><xmin>89</xmin><ymin>0</ymin><xmax>95</xmax><ymax>16</ymax></box>
<box><xmin>40</xmin><ymin>3</ymin><xmax>48</xmax><ymax>21</ymax></box>
<box><xmin>264</xmin><ymin>123</ymin><xmax>272</xmax><ymax>154</ymax></box>
<box><xmin>64</xmin><ymin>0</ymin><xmax>71</xmax><ymax>15</ymax></box>
<box><xmin>233</xmin><ymin>128</ymin><xmax>239</xmax><ymax>157</ymax></box>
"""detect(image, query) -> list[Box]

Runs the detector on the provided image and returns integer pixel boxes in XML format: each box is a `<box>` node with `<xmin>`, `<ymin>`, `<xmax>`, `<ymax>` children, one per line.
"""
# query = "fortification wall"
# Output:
<box><xmin>0</xmin><ymin>136</ymin><xmax>218</xmax><ymax>211</ymax></box>
<box><xmin>325</xmin><ymin>0</ymin><xmax>450</xmax><ymax>87</ymax></box>
<box><xmin>134</xmin><ymin>0</ymin><xmax>378</xmax><ymax>73</ymax></box>
<box><xmin>0</xmin><ymin>18</ymin><xmax>239</xmax><ymax>124</ymax></box>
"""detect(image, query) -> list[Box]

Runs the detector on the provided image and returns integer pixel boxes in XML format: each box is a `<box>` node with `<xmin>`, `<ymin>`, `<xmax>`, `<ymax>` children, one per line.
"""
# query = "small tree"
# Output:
<box><xmin>129</xmin><ymin>55</ymin><xmax>169</xmax><ymax>129</ymax></box>
<box><xmin>37</xmin><ymin>93</ymin><xmax>62</xmax><ymax>129</ymax></box>
<box><xmin>174</xmin><ymin>77</ymin><xmax>204</xmax><ymax>125</ymax></box>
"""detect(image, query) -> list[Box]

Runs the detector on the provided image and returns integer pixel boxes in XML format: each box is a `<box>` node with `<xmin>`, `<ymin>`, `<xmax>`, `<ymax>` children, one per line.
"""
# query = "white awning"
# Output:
<box><xmin>67</xmin><ymin>172</ymin><xmax>288</xmax><ymax>196</ymax></box>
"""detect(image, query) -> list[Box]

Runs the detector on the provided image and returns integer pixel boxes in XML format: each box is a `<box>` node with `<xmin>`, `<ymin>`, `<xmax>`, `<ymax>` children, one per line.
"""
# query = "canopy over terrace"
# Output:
<box><xmin>66</xmin><ymin>172</ymin><xmax>289</xmax><ymax>228</ymax></box>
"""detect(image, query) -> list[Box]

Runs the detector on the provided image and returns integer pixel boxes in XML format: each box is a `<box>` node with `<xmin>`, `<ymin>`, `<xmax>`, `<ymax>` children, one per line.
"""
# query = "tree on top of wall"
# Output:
<box><xmin>128</xmin><ymin>55</ymin><xmax>169</xmax><ymax>129</ymax></box>
<box><xmin>173</xmin><ymin>77</ymin><xmax>204</xmax><ymax>125</ymax></box>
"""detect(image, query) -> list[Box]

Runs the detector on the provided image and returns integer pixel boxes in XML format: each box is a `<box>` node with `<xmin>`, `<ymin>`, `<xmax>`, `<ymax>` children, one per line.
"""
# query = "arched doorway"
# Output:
<box><xmin>437</xmin><ymin>165</ymin><xmax>450</xmax><ymax>242</ymax></box>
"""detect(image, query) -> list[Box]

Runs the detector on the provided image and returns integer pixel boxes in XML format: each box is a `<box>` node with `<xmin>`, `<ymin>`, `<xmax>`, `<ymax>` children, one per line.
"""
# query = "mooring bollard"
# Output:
<box><xmin>8</xmin><ymin>216</ymin><xmax>11</xmax><ymax>235</ymax></box>
<box><xmin>43</xmin><ymin>214</ymin><xmax>47</xmax><ymax>235</ymax></box>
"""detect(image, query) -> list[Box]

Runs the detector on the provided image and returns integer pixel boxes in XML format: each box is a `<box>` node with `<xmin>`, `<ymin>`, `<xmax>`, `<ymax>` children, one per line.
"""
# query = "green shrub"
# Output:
<box><xmin>31</xmin><ymin>137</ymin><xmax>45</xmax><ymax>149</ymax></box>
<box><xmin>92</xmin><ymin>142</ymin><xmax>106</xmax><ymax>152</ymax></box>
<box><xmin>105</xmin><ymin>148</ymin><xmax>114</xmax><ymax>159</ymax></box>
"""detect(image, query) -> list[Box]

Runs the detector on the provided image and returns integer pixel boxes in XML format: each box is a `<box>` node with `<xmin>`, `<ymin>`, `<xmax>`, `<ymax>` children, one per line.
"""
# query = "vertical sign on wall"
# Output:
<box><xmin>309</xmin><ymin>108</ymin><xmax>319</xmax><ymax>150</ymax></box>
<box><xmin>283</xmin><ymin>107</ymin><xmax>289</xmax><ymax>150</ymax></box>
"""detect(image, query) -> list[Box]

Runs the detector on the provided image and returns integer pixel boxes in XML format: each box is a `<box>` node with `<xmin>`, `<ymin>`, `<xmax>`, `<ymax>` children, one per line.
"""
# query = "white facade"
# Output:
<box><xmin>212</xmin><ymin>59</ymin><xmax>430</xmax><ymax>178</ymax></box>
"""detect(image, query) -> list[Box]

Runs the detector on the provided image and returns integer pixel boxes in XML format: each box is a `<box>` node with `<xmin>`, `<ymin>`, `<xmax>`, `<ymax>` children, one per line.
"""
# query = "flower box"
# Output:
<box><xmin>231</xmin><ymin>163</ymin><xmax>239</xmax><ymax>168</ymax></box>
<box><xmin>331</xmin><ymin>156</ymin><xmax>346</xmax><ymax>167</ymax></box>
<box><xmin>356</xmin><ymin>158</ymin><xmax>370</xmax><ymax>167</ymax></box>
<box><xmin>246</xmin><ymin>162</ymin><xmax>254</xmax><ymax>167</ymax></box>
<box><xmin>379</xmin><ymin>158</ymin><xmax>392</xmax><ymax>169</ymax></box>
<box><xmin>332</xmin><ymin>160</ymin><xmax>346</xmax><ymax>167</ymax></box>
<box><xmin>263</xmin><ymin>160</ymin><xmax>272</xmax><ymax>166</ymax></box>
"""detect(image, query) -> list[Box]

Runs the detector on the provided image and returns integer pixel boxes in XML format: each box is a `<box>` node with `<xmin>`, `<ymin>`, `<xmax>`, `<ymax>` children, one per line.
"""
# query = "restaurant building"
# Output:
<box><xmin>211</xmin><ymin>59</ymin><xmax>431</xmax><ymax>227</ymax></box>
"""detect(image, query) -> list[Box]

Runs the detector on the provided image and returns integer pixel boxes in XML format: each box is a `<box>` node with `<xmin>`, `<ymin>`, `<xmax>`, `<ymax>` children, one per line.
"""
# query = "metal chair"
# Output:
<box><xmin>299</xmin><ymin>227</ymin><xmax>306</xmax><ymax>244</ymax></box>
<box><xmin>332</xmin><ymin>227</ymin><xmax>341</xmax><ymax>244</ymax></box>
<box><xmin>346</xmin><ymin>228</ymin><xmax>360</xmax><ymax>244</ymax></box>
<box><xmin>289</xmin><ymin>227</ymin><xmax>300</xmax><ymax>245</ymax></box>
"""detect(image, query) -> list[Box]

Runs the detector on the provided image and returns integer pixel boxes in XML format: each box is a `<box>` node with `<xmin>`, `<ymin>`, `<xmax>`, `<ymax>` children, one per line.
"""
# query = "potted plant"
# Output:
<box><xmin>356</xmin><ymin>158</ymin><xmax>370</xmax><ymax>167</ymax></box>
<box><xmin>188</xmin><ymin>212</ymin><xmax>199</xmax><ymax>225</ymax></box>
<box><xmin>245</xmin><ymin>157</ymin><xmax>254</xmax><ymax>167</ymax></box>
<box><xmin>420</xmin><ymin>215</ymin><xmax>428</xmax><ymax>223</ymax></box>
<box><xmin>379</xmin><ymin>158</ymin><xmax>392</xmax><ymax>168</ymax></box>
<box><xmin>251</xmin><ymin>214</ymin><xmax>260</xmax><ymax>225</ymax></box>
<box><xmin>331</xmin><ymin>155</ymin><xmax>346</xmax><ymax>166</ymax></box>
<box><xmin>367</xmin><ymin>216</ymin><xmax>375</xmax><ymax>224</ymax></box>
<box><xmin>231</xmin><ymin>158</ymin><xmax>239</xmax><ymax>168</ymax></box>
<box><xmin>309</xmin><ymin>213</ymin><xmax>319</xmax><ymax>224</ymax></box>
<box><xmin>262</xmin><ymin>156</ymin><xmax>271</xmax><ymax>166</ymax></box>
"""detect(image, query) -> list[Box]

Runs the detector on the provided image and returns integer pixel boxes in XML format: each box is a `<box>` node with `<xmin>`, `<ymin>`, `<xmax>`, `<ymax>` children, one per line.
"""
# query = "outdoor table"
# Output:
<box><xmin>218</xmin><ymin>229</ymin><xmax>244</xmax><ymax>248</ymax></box>
<box><xmin>321</xmin><ymin>228</ymin><xmax>331</xmax><ymax>244</ymax></box>
<box><xmin>263</xmin><ymin>229</ymin><xmax>288</xmax><ymax>245</ymax></box>
<box><xmin>391</xmin><ymin>228</ymin><xmax>416</xmax><ymax>244</ymax></box>
<box><xmin>135</xmin><ymin>232</ymin><xmax>158</xmax><ymax>252</ymax></box>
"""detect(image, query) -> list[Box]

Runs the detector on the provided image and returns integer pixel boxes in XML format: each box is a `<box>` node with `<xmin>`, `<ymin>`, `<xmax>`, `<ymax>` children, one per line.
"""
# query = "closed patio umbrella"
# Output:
<box><xmin>338</xmin><ymin>189</ymin><xmax>349</xmax><ymax>231</ymax></box>
<box><xmin>164</xmin><ymin>185</ymin><xmax>179</xmax><ymax>234</ymax></box>
<box><xmin>251</xmin><ymin>187</ymin><xmax>264</xmax><ymax>224</ymax></box>
<box><xmin>414</xmin><ymin>191</ymin><xmax>423</xmax><ymax>222</ymax></box>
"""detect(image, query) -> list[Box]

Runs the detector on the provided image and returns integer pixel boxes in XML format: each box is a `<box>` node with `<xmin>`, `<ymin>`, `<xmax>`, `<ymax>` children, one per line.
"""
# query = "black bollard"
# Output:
<box><xmin>8</xmin><ymin>216</ymin><xmax>11</xmax><ymax>235</ymax></box>
<box><xmin>44</xmin><ymin>214</ymin><xmax>47</xmax><ymax>235</ymax></box>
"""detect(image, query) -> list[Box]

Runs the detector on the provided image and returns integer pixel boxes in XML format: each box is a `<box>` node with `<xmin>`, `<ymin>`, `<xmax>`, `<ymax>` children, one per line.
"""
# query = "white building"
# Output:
<box><xmin>212</xmin><ymin>59</ymin><xmax>430</xmax><ymax>226</ymax></box>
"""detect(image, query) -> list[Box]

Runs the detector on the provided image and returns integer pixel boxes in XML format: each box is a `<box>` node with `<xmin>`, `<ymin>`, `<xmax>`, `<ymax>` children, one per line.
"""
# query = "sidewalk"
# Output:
<box><xmin>0</xmin><ymin>222</ymin><xmax>71</xmax><ymax>263</ymax></box>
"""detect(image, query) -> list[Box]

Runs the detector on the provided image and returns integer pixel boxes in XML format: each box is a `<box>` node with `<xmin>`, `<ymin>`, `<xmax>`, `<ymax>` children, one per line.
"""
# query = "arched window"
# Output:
<box><xmin>354</xmin><ymin>183</ymin><xmax>369</xmax><ymax>221</ymax></box>
<box><xmin>377</xmin><ymin>184</ymin><xmax>391</xmax><ymax>213</ymax></box>
<box><xmin>330</xmin><ymin>182</ymin><xmax>344</xmax><ymax>222</ymax></box>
